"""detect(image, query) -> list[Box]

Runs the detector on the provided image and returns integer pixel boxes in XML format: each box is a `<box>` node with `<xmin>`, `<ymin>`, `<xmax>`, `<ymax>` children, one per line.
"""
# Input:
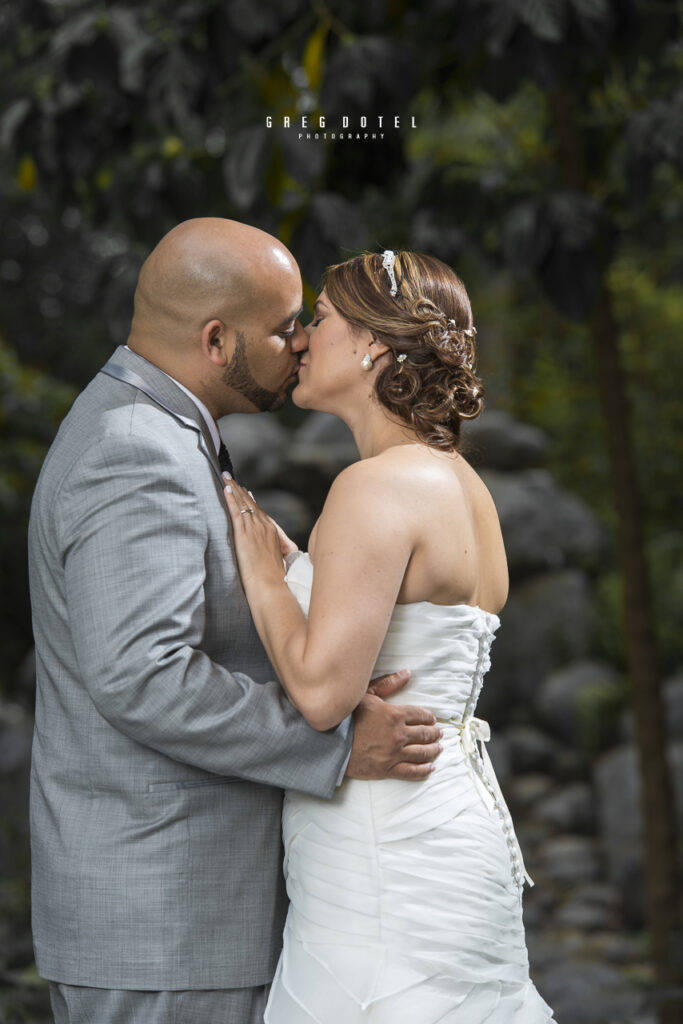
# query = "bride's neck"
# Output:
<box><xmin>342</xmin><ymin>403</ymin><xmax>418</xmax><ymax>460</ymax></box>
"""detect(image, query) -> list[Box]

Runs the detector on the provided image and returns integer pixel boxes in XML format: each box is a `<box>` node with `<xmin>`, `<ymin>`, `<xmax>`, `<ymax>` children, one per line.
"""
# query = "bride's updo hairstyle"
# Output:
<box><xmin>323</xmin><ymin>250</ymin><xmax>484</xmax><ymax>451</ymax></box>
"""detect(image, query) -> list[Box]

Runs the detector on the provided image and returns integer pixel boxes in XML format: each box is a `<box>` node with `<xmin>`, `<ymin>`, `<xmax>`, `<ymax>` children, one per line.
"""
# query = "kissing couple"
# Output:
<box><xmin>28</xmin><ymin>218</ymin><xmax>555</xmax><ymax>1022</ymax></box>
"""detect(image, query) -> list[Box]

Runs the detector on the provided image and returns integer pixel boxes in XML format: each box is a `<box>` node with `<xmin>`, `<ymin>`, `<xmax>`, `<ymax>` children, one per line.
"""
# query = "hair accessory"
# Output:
<box><xmin>396</xmin><ymin>353</ymin><xmax>407</xmax><ymax>373</ymax></box>
<box><xmin>464</xmin><ymin>327</ymin><xmax>477</xmax><ymax>338</ymax></box>
<box><xmin>472</xmin><ymin>386</ymin><xmax>479</xmax><ymax>396</ymax></box>
<box><xmin>381</xmin><ymin>250</ymin><xmax>398</xmax><ymax>296</ymax></box>
<box><xmin>361</xmin><ymin>353</ymin><xmax>373</xmax><ymax>371</ymax></box>
<box><xmin>448</xmin><ymin>319</ymin><xmax>457</xmax><ymax>327</ymax></box>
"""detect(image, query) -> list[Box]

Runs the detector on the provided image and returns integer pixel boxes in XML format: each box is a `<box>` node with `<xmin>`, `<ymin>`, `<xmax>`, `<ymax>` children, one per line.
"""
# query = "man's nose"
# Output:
<box><xmin>289</xmin><ymin>321</ymin><xmax>308</xmax><ymax>352</ymax></box>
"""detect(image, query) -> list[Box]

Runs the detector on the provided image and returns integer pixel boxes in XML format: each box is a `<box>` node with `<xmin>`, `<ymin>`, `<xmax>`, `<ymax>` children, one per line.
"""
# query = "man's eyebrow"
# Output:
<box><xmin>279</xmin><ymin>305</ymin><xmax>303</xmax><ymax>326</ymax></box>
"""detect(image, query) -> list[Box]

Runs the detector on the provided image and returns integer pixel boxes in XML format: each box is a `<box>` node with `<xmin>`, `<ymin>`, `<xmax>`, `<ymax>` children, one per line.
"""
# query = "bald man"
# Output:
<box><xmin>28</xmin><ymin>219</ymin><xmax>441</xmax><ymax>1024</ymax></box>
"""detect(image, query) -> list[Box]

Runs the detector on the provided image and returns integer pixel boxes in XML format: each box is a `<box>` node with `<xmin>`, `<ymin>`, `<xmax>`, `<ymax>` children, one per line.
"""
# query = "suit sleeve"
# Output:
<box><xmin>57</xmin><ymin>432</ymin><xmax>352</xmax><ymax>797</ymax></box>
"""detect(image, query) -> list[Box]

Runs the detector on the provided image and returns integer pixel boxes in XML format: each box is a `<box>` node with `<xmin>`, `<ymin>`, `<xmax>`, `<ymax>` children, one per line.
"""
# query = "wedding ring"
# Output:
<box><xmin>239</xmin><ymin>507</ymin><xmax>254</xmax><ymax>516</ymax></box>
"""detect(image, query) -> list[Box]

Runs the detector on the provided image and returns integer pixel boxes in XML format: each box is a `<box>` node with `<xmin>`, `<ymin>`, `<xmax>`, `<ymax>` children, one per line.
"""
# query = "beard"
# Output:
<box><xmin>222</xmin><ymin>330</ymin><xmax>287</xmax><ymax>412</ymax></box>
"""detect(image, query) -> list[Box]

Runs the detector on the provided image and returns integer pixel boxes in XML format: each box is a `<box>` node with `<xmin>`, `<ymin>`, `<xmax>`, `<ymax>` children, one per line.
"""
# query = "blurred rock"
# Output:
<box><xmin>536</xmin><ymin>960</ymin><xmax>648</xmax><ymax>1022</ymax></box>
<box><xmin>593</xmin><ymin>741</ymin><xmax>683</xmax><ymax>924</ymax></box>
<box><xmin>486</xmin><ymin>570</ymin><xmax>593</xmax><ymax>707</ymax></box>
<box><xmin>663</xmin><ymin>669</ymin><xmax>683</xmax><ymax>739</ymax></box>
<box><xmin>462</xmin><ymin>410</ymin><xmax>548</xmax><ymax>470</ymax></box>
<box><xmin>534</xmin><ymin>659</ymin><xmax>622</xmax><ymax>748</ymax></box>
<box><xmin>289</xmin><ymin>411</ymin><xmax>358</xmax><ymax>479</ymax></box>
<box><xmin>537</xmin><ymin>834</ymin><xmax>601</xmax><ymax>884</ymax></box>
<box><xmin>506</xmin><ymin>772</ymin><xmax>554</xmax><ymax>809</ymax></box>
<box><xmin>621</xmin><ymin>668</ymin><xmax>683</xmax><ymax>742</ymax></box>
<box><xmin>486</xmin><ymin>731</ymin><xmax>511</xmax><ymax>786</ymax></box>
<box><xmin>532</xmin><ymin>782</ymin><xmax>596</xmax><ymax>835</ymax></box>
<box><xmin>504</xmin><ymin>724</ymin><xmax>560</xmax><ymax>773</ymax></box>
<box><xmin>0</xmin><ymin>703</ymin><xmax>32</xmax><ymax>775</ymax></box>
<box><xmin>252</xmin><ymin>490</ymin><xmax>315</xmax><ymax>550</ymax></box>
<box><xmin>218</xmin><ymin>412</ymin><xmax>289</xmax><ymax>488</ymax></box>
<box><xmin>554</xmin><ymin>881</ymin><xmax>623</xmax><ymax>932</ymax></box>
<box><xmin>480</xmin><ymin>468</ymin><xmax>604</xmax><ymax>577</ymax></box>
<box><xmin>14</xmin><ymin>647</ymin><xmax>36</xmax><ymax>705</ymax></box>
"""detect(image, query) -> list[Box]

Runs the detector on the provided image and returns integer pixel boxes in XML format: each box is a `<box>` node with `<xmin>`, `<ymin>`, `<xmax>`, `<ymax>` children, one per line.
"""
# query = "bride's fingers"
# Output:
<box><xmin>224</xmin><ymin>476</ymin><xmax>272</xmax><ymax>527</ymax></box>
<box><xmin>223</xmin><ymin>482</ymin><xmax>248</xmax><ymax>533</ymax></box>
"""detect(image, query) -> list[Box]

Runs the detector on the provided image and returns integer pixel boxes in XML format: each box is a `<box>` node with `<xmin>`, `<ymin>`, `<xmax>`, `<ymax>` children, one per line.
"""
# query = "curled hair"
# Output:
<box><xmin>322</xmin><ymin>250</ymin><xmax>483</xmax><ymax>451</ymax></box>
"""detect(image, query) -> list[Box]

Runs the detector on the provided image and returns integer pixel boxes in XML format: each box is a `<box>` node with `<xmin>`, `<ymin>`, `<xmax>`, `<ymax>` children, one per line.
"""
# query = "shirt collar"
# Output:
<box><xmin>124</xmin><ymin>346</ymin><xmax>221</xmax><ymax>455</ymax></box>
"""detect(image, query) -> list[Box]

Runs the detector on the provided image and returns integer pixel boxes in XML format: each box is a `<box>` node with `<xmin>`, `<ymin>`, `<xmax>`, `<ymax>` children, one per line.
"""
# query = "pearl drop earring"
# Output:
<box><xmin>361</xmin><ymin>353</ymin><xmax>373</xmax><ymax>371</ymax></box>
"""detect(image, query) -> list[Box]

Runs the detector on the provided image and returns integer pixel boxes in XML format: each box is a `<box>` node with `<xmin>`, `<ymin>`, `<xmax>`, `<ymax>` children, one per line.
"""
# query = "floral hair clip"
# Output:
<box><xmin>396</xmin><ymin>353</ymin><xmax>407</xmax><ymax>373</ymax></box>
<box><xmin>464</xmin><ymin>326</ymin><xmax>477</xmax><ymax>338</ymax></box>
<box><xmin>382</xmin><ymin>250</ymin><xmax>398</xmax><ymax>297</ymax></box>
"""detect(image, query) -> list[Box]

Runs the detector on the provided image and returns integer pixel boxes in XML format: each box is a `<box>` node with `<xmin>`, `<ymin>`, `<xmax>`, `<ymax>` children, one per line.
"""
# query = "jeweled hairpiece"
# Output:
<box><xmin>382</xmin><ymin>250</ymin><xmax>398</xmax><ymax>297</ymax></box>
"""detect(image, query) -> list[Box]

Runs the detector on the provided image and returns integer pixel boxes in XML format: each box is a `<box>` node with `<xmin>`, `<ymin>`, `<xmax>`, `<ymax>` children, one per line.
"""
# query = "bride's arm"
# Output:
<box><xmin>224</xmin><ymin>461</ymin><xmax>413</xmax><ymax>731</ymax></box>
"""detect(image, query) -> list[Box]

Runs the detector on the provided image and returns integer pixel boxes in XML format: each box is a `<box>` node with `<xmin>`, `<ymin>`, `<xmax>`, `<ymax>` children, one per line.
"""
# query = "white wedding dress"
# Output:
<box><xmin>264</xmin><ymin>552</ymin><xmax>555</xmax><ymax>1023</ymax></box>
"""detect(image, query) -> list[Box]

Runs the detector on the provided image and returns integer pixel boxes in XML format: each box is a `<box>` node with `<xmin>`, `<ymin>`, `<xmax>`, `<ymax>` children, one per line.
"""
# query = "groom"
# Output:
<box><xmin>28</xmin><ymin>218</ymin><xmax>442</xmax><ymax>1024</ymax></box>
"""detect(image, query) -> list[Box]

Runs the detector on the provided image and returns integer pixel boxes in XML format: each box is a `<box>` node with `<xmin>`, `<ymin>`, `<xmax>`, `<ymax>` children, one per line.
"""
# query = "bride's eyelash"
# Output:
<box><xmin>311</xmin><ymin>318</ymin><xmax>323</xmax><ymax>328</ymax></box>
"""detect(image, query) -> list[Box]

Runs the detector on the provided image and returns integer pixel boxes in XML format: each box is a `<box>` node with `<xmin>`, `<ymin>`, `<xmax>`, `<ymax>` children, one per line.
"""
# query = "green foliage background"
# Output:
<box><xmin>1</xmin><ymin>0</ymin><xmax>682</xmax><ymax>691</ymax></box>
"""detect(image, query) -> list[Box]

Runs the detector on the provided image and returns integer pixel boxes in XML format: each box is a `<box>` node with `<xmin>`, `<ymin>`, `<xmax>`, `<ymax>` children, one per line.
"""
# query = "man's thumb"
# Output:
<box><xmin>367</xmin><ymin>668</ymin><xmax>411</xmax><ymax>698</ymax></box>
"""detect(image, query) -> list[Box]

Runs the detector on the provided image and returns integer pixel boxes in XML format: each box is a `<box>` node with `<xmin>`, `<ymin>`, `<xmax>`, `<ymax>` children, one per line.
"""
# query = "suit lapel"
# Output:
<box><xmin>100</xmin><ymin>346</ymin><xmax>225</xmax><ymax>486</ymax></box>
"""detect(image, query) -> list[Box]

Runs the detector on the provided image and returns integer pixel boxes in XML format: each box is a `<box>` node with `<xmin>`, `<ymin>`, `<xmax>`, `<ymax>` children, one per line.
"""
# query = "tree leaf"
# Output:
<box><xmin>0</xmin><ymin>98</ymin><xmax>31</xmax><ymax>149</ymax></box>
<box><xmin>512</xmin><ymin>0</ymin><xmax>567</xmax><ymax>42</ymax></box>
<box><xmin>223</xmin><ymin>126</ymin><xmax>271</xmax><ymax>210</ymax></box>
<box><xmin>501</xmin><ymin>199</ymin><xmax>552</xmax><ymax>271</ymax></box>
<box><xmin>303</xmin><ymin>21</ymin><xmax>329</xmax><ymax>93</ymax></box>
<box><xmin>108</xmin><ymin>7</ymin><xmax>161</xmax><ymax>94</ymax></box>
<box><xmin>570</xmin><ymin>0</ymin><xmax>610</xmax><ymax>23</ymax></box>
<box><xmin>49</xmin><ymin>9</ymin><xmax>100</xmax><ymax>60</ymax></box>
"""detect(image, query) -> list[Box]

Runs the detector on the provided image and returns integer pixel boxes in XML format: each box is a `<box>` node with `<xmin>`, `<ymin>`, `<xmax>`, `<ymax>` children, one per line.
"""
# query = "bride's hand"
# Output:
<box><xmin>223</xmin><ymin>476</ymin><xmax>290</xmax><ymax>589</ymax></box>
<box><xmin>269</xmin><ymin>515</ymin><xmax>299</xmax><ymax>560</ymax></box>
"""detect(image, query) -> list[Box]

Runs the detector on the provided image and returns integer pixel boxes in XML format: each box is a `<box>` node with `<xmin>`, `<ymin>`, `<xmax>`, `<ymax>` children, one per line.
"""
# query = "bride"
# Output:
<box><xmin>223</xmin><ymin>250</ymin><xmax>555</xmax><ymax>1022</ymax></box>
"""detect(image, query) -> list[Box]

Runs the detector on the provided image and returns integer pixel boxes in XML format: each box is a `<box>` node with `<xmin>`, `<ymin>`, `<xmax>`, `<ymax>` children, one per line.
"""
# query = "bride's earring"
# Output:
<box><xmin>361</xmin><ymin>353</ymin><xmax>373</xmax><ymax>371</ymax></box>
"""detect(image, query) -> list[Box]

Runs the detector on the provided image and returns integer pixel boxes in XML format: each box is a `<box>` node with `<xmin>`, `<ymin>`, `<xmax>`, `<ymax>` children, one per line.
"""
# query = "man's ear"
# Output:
<box><xmin>200</xmin><ymin>319</ymin><xmax>235</xmax><ymax>366</ymax></box>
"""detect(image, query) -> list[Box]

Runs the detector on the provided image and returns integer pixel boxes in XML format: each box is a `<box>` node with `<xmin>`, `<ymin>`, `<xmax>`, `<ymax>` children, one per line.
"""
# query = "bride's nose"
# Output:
<box><xmin>289</xmin><ymin>321</ymin><xmax>309</xmax><ymax>353</ymax></box>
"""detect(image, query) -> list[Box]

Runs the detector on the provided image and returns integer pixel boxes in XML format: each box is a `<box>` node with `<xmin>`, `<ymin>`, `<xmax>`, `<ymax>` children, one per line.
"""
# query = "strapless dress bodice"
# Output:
<box><xmin>285</xmin><ymin>549</ymin><xmax>500</xmax><ymax>723</ymax></box>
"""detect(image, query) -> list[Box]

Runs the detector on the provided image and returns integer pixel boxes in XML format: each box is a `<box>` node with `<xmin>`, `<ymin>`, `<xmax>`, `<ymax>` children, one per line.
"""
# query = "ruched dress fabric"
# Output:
<box><xmin>264</xmin><ymin>552</ymin><xmax>555</xmax><ymax>1023</ymax></box>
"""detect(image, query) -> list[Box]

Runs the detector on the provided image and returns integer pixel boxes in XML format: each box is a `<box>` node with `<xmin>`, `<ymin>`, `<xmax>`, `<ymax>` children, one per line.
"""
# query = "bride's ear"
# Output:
<box><xmin>369</xmin><ymin>336</ymin><xmax>391</xmax><ymax>359</ymax></box>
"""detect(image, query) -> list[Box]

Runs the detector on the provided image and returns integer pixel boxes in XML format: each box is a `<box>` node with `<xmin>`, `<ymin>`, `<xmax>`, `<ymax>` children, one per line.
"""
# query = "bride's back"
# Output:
<box><xmin>309</xmin><ymin>442</ymin><xmax>508</xmax><ymax>616</ymax></box>
<box><xmin>389</xmin><ymin>444</ymin><xmax>508</xmax><ymax>614</ymax></box>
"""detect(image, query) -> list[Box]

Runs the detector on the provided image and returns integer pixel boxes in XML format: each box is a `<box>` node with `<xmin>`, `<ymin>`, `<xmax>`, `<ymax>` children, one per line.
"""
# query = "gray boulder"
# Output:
<box><xmin>593</xmin><ymin>741</ymin><xmax>683</xmax><ymax>924</ymax></box>
<box><xmin>485</xmin><ymin>570</ymin><xmax>593</xmax><ymax>707</ymax></box>
<box><xmin>0</xmin><ymin>702</ymin><xmax>33</xmax><ymax>776</ymax></box>
<box><xmin>621</xmin><ymin>668</ymin><xmax>683</xmax><ymax>742</ymax></box>
<box><xmin>486</xmin><ymin>731</ymin><xmax>512</xmax><ymax>786</ymax></box>
<box><xmin>218</xmin><ymin>412</ymin><xmax>289</xmax><ymax>488</ymax></box>
<box><xmin>532</xmin><ymin>782</ymin><xmax>596</xmax><ymax>835</ymax></box>
<box><xmin>252</xmin><ymin>490</ymin><xmax>315</xmax><ymax>549</ymax></box>
<box><xmin>290</xmin><ymin>411</ymin><xmax>358</xmax><ymax>480</ymax></box>
<box><xmin>663</xmin><ymin>670</ymin><xmax>683</xmax><ymax>739</ymax></box>
<box><xmin>534</xmin><ymin>659</ymin><xmax>623</xmax><ymax>748</ymax></box>
<box><xmin>462</xmin><ymin>410</ymin><xmax>548</xmax><ymax>470</ymax></box>
<box><xmin>537</xmin><ymin>834</ymin><xmax>601</xmax><ymax>884</ymax></box>
<box><xmin>504</xmin><ymin>724</ymin><xmax>560</xmax><ymax>773</ymax></box>
<box><xmin>506</xmin><ymin>773</ymin><xmax>555</xmax><ymax>810</ymax></box>
<box><xmin>535</xmin><ymin>961</ymin><xmax>648</xmax><ymax>1023</ymax></box>
<box><xmin>554</xmin><ymin>881</ymin><xmax>623</xmax><ymax>932</ymax></box>
<box><xmin>479</xmin><ymin>468</ymin><xmax>605</xmax><ymax>577</ymax></box>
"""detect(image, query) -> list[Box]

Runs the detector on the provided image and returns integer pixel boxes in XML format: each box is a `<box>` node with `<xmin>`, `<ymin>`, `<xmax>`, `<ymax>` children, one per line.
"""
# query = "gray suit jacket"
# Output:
<box><xmin>28</xmin><ymin>345</ymin><xmax>352</xmax><ymax>990</ymax></box>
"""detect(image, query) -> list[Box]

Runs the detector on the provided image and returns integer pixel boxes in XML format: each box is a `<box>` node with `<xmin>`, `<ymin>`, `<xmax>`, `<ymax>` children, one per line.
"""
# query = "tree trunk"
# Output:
<box><xmin>590</xmin><ymin>284</ymin><xmax>682</xmax><ymax>1019</ymax></box>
